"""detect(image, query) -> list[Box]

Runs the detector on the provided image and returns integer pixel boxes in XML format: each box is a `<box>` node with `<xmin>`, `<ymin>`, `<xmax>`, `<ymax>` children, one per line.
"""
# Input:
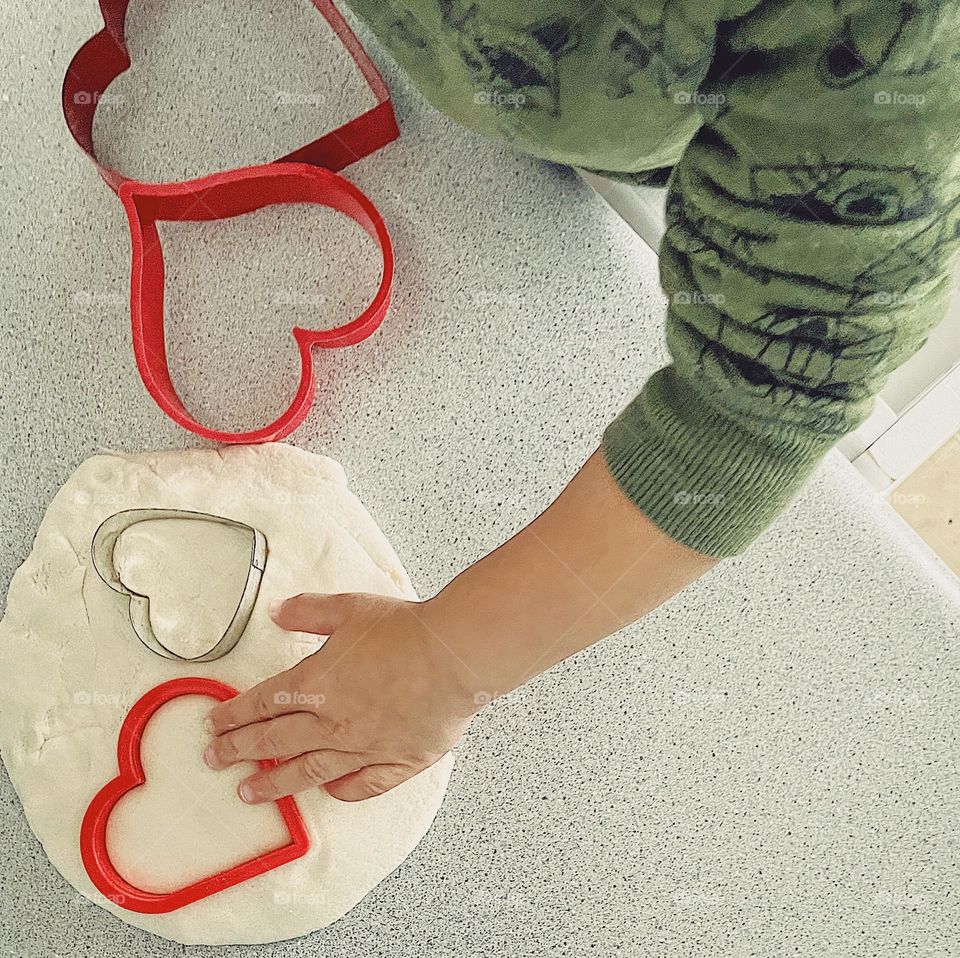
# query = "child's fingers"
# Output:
<box><xmin>203</xmin><ymin>712</ymin><xmax>326</xmax><ymax>768</ymax></box>
<box><xmin>323</xmin><ymin>764</ymin><xmax>418</xmax><ymax>803</ymax></box>
<box><xmin>237</xmin><ymin>749</ymin><xmax>364</xmax><ymax>803</ymax></box>
<box><xmin>206</xmin><ymin>668</ymin><xmax>303</xmax><ymax>734</ymax></box>
<box><xmin>268</xmin><ymin>592</ymin><xmax>367</xmax><ymax>634</ymax></box>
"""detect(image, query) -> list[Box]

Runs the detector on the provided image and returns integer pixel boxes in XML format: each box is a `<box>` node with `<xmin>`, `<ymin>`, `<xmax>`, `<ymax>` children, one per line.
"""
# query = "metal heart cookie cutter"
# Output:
<box><xmin>90</xmin><ymin>509</ymin><xmax>267</xmax><ymax>662</ymax></box>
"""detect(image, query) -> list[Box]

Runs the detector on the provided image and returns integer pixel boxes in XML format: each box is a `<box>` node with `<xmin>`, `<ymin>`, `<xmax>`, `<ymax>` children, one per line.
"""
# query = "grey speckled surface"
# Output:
<box><xmin>2</xmin><ymin>2</ymin><xmax>960</xmax><ymax>956</ymax></box>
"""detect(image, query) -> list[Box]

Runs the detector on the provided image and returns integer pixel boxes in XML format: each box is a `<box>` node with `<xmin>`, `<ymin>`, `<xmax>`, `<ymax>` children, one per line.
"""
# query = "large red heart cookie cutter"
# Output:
<box><xmin>121</xmin><ymin>162</ymin><xmax>393</xmax><ymax>443</ymax></box>
<box><xmin>80</xmin><ymin>677</ymin><xmax>311</xmax><ymax>914</ymax></box>
<box><xmin>62</xmin><ymin>0</ymin><xmax>399</xmax><ymax>443</ymax></box>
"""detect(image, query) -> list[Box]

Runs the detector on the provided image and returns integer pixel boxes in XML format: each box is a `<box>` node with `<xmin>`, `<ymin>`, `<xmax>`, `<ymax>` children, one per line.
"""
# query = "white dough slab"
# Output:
<box><xmin>0</xmin><ymin>444</ymin><xmax>452</xmax><ymax>945</ymax></box>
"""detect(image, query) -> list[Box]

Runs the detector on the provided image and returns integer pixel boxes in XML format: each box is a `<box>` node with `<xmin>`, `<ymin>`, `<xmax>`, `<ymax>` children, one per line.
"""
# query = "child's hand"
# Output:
<box><xmin>204</xmin><ymin>592</ymin><xmax>478</xmax><ymax>803</ymax></box>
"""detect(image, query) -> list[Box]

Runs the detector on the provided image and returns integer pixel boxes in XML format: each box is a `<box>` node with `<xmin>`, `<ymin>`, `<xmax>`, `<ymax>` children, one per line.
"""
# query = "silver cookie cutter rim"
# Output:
<box><xmin>90</xmin><ymin>508</ymin><xmax>268</xmax><ymax>663</ymax></box>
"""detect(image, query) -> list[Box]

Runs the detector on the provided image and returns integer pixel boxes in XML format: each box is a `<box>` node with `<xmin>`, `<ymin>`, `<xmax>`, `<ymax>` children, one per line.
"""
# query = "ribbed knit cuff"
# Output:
<box><xmin>602</xmin><ymin>368</ymin><xmax>833</xmax><ymax>558</ymax></box>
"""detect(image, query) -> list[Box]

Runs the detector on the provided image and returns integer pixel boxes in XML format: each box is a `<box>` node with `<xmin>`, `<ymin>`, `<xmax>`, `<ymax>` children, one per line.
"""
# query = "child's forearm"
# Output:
<box><xmin>205</xmin><ymin>450</ymin><xmax>718</xmax><ymax>803</ymax></box>
<box><xmin>425</xmin><ymin>449</ymin><xmax>718</xmax><ymax>703</ymax></box>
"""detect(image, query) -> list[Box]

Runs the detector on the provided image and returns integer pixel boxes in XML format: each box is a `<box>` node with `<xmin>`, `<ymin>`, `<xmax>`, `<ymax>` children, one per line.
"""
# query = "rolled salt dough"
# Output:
<box><xmin>0</xmin><ymin>444</ymin><xmax>453</xmax><ymax>945</ymax></box>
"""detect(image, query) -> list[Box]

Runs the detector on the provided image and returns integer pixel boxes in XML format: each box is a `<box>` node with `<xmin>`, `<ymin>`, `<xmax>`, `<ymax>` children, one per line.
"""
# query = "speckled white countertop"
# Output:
<box><xmin>1</xmin><ymin>2</ymin><xmax>959</xmax><ymax>956</ymax></box>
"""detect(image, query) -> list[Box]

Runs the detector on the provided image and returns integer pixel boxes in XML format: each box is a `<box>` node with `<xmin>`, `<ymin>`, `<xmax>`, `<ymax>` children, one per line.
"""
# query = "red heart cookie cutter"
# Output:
<box><xmin>121</xmin><ymin>163</ymin><xmax>393</xmax><ymax>443</ymax></box>
<box><xmin>80</xmin><ymin>677</ymin><xmax>311</xmax><ymax>914</ymax></box>
<box><xmin>62</xmin><ymin>0</ymin><xmax>399</xmax><ymax>443</ymax></box>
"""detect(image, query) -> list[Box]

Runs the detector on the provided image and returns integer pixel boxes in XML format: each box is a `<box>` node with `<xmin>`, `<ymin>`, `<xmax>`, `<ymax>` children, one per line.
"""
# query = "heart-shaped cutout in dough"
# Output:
<box><xmin>90</xmin><ymin>509</ymin><xmax>268</xmax><ymax>662</ymax></box>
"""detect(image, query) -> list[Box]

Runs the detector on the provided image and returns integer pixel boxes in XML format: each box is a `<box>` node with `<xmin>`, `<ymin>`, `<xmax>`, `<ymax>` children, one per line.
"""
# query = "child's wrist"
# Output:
<box><xmin>423</xmin><ymin>556</ymin><xmax>547</xmax><ymax>712</ymax></box>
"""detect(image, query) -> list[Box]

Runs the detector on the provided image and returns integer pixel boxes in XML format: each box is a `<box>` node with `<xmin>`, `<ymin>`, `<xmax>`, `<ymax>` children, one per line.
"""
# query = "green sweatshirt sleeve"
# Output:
<box><xmin>603</xmin><ymin>5</ymin><xmax>960</xmax><ymax>556</ymax></box>
<box><xmin>344</xmin><ymin>0</ymin><xmax>958</xmax><ymax>557</ymax></box>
